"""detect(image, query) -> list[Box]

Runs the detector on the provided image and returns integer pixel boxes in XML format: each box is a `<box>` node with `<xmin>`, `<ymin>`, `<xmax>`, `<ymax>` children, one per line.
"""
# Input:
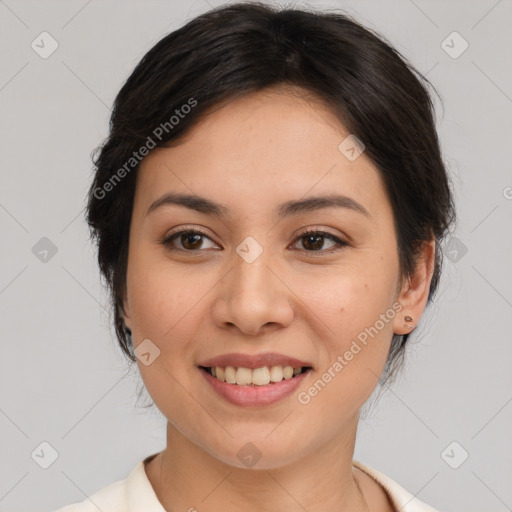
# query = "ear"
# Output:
<box><xmin>393</xmin><ymin>238</ymin><xmax>436</xmax><ymax>335</ymax></box>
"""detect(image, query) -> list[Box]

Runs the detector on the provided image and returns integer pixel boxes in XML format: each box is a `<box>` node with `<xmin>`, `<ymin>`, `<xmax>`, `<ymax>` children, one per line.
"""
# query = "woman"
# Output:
<box><xmin>57</xmin><ymin>2</ymin><xmax>454</xmax><ymax>511</ymax></box>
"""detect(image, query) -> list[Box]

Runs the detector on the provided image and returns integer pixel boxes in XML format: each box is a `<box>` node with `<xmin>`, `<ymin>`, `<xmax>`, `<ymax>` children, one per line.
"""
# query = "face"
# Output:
<box><xmin>123</xmin><ymin>86</ymin><xmax>426</xmax><ymax>469</ymax></box>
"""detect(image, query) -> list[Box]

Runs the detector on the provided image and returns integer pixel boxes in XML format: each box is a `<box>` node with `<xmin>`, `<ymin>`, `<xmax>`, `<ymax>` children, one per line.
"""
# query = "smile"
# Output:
<box><xmin>200</xmin><ymin>365</ymin><xmax>311</xmax><ymax>386</ymax></box>
<box><xmin>199</xmin><ymin>365</ymin><xmax>313</xmax><ymax>407</ymax></box>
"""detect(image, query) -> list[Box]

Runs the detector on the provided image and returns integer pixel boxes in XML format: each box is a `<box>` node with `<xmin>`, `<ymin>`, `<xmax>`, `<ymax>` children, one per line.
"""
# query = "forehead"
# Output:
<box><xmin>133</xmin><ymin>87</ymin><xmax>390</xmax><ymax>221</ymax></box>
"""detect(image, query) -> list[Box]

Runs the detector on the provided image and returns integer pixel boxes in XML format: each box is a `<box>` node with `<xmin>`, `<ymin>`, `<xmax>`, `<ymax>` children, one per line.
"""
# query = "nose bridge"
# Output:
<box><xmin>214</xmin><ymin>235</ymin><xmax>293</xmax><ymax>334</ymax></box>
<box><xmin>232</xmin><ymin>236</ymin><xmax>278</xmax><ymax>304</ymax></box>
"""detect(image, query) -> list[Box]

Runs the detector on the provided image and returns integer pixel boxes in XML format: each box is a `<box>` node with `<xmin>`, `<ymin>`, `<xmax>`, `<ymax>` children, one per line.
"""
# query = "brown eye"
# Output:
<box><xmin>160</xmin><ymin>228</ymin><xmax>348</xmax><ymax>254</ymax></box>
<box><xmin>293</xmin><ymin>230</ymin><xmax>348</xmax><ymax>253</ymax></box>
<box><xmin>161</xmin><ymin>229</ymin><xmax>217</xmax><ymax>251</ymax></box>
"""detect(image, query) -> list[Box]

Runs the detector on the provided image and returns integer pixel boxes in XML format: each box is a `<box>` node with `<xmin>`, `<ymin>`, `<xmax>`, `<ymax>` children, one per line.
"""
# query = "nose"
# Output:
<box><xmin>211</xmin><ymin>246</ymin><xmax>294</xmax><ymax>336</ymax></box>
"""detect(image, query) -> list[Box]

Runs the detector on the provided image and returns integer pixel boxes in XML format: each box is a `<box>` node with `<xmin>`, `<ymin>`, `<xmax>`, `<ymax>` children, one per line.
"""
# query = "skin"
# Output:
<box><xmin>122</xmin><ymin>85</ymin><xmax>435</xmax><ymax>512</ymax></box>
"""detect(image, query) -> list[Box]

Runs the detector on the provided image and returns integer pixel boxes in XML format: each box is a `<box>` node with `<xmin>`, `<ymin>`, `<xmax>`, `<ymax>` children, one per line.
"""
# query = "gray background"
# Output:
<box><xmin>1</xmin><ymin>0</ymin><xmax>511</xmax><ymax>511</ymax></box>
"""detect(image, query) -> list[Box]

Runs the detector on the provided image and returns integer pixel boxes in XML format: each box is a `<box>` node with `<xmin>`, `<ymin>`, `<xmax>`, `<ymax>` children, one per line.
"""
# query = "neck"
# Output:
<box><xmin>145</xmin><ymin>414</ymin><xmax>369</xmax><ymax>512</ymax></box>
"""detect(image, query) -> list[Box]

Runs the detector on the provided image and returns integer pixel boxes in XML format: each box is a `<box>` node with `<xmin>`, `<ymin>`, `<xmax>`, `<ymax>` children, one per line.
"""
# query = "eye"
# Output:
<box><xmin>161</xmin><ymin>228</ymin><xmax>218</xmax><ymax>252</ymax></box>
<box><xmin>291</xmin><ymin>229</ymin><xmax>349</xmax><ymax>254</ymax></box>
<box><xmin>161</xmin><ymin>227</ymin><xmax>349</xmax><ymax>254</ymax></box>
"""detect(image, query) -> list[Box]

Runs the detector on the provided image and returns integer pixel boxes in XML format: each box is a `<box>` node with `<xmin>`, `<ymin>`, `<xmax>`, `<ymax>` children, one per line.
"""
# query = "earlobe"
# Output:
<box><xmin>393</xmin><ymin>239</ymin><xmax>436</xmax><ymax>335</ymax></box>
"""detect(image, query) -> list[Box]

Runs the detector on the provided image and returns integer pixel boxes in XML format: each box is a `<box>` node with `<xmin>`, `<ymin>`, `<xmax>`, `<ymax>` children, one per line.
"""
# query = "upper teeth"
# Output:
<box><xmin>211</xmin><ymin>365</ymin><xmax>303</xmax><ymax>386</ymax></box>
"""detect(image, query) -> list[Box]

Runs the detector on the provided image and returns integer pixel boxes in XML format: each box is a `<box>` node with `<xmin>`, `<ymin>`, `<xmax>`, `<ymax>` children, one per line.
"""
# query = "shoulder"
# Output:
<box><xmin>53</xmin><ymin>457</ymin><xmax>165</xmax><ymax>512</ymax></box>
<box><xmin>353</xmin><ymin>460</ymin><xmax>442</xmax><ymax>512</ymax></box>
<box><xmin>53</xmin><ymin>477</ymin><xmax>127</xmax><ymax>512</ymax></box>
<box><xmin>53</xmin><ymin>460</ymin><xmax>145</xmax><ymax>512</ymax></box>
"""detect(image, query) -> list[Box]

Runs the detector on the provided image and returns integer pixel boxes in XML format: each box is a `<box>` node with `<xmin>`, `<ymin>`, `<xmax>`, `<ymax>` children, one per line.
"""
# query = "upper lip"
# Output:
<box><xmin>197</xmin><ymin>352</ymin><xmax>313</xmax><ymax>370</ymax></box>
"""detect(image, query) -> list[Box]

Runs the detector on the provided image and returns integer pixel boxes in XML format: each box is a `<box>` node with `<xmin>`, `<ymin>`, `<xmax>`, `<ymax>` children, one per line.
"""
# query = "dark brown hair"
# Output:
<box><xmin>86</xmin><ymin>2</ymin><xmax>455</xmax><ymax>389</ymax></box>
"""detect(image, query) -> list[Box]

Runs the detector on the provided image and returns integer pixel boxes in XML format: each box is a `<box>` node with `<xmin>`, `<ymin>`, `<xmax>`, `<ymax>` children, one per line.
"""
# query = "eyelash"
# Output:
<box><xmin>160</xmin><ymin>227</ymin><xmax>349</xmax><ymax>255</ymax></box>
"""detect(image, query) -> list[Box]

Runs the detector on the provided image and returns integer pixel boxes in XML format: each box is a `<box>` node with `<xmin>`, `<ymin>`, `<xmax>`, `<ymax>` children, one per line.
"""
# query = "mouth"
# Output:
<box><xmin>199</xmin><ymin>365</ymin><xmax>312</xmax><ymax>387</ymax></box>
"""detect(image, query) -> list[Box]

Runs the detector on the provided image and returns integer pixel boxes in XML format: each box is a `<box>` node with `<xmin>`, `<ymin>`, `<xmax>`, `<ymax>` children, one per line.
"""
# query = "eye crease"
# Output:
<box><xmin>160</xmin><ymin>227</ymin><xmax>350</xmax><ymax>254</ymax></box>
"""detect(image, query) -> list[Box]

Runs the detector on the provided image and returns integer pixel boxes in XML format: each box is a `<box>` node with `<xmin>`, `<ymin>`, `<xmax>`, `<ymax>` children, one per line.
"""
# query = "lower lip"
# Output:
<box><xmin>199</xmin><ymin>367</ymin><xmax>312</xmax><ymax>407</ymax></box>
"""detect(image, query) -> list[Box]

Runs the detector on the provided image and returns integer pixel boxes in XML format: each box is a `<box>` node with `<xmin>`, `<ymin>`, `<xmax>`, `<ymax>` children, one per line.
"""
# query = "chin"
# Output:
<box><xmin>203</xmin><ymin>431</ymin><xmax>307</xmax><ymax>471</ymax></box>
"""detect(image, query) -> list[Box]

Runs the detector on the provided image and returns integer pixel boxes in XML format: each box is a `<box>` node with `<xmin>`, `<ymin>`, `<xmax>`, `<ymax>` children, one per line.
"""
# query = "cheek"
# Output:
<box><xmin>297</xmin><ymin>281</ymin><xmax>397</xmax><ymax>426</ymax></box>
<box><xmin>127</xmin><ymin>257</ymin><xmax>203</xmax><ymax>416</ymax></box>
<box><xmin>126</xmin><ymin>247</ymin><xmax>199</xmax><ymax>339</ymax></box>
<box><xmin>311</xmin><ymin>258</ymin><xmax>397</xmax><ymax>337</ymax></box>
<box><xmin>305</xmin><ymin>256</ymin><xmax>398</xmax><ymax>392</ymax></box>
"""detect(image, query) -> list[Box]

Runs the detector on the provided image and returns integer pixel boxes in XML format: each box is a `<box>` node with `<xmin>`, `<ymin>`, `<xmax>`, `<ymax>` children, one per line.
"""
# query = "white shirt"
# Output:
<box><xmin>55</xmin><ymin>454</ymin><xmax>440</xmax><ymax>511</ymax></box>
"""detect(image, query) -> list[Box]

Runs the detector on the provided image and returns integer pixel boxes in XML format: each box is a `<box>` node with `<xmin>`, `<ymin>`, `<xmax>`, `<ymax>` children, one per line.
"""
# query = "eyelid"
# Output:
<box><xmin>161</xmin><ymin>225</ymin><xmax>218</xmax><ymax>247</ymax></box>
<box><xmin>163</xmin><ymin>224</ymin><xmax>213</xmax><ymax>238</ymax></box>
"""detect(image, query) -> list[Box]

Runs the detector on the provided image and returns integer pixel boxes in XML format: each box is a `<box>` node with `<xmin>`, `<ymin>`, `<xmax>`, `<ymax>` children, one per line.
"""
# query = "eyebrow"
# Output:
<box><xmin>146</xmin><ymin>192</ymin><xmax>370</xmax><ymax>218</ymax></box>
